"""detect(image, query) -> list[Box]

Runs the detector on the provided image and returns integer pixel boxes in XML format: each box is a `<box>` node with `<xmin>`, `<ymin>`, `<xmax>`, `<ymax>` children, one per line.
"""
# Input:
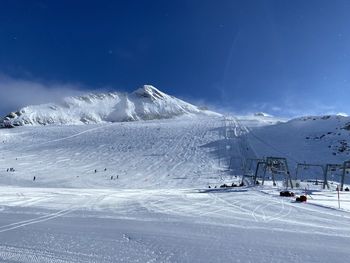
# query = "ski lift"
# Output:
<box><xmin>324</xmin><ymin>163</ymin><xmax>343</xmax><ymax>189</ymax></box>
<box><xmin>241</xmin><ymin>158</ymin><xmax>264</xmax><ymax>185</ymax></box>
<box><xmin>256</xmin><ymin>157</ymin><xmax>293</xmax><ymax>188</ymax></box>
<box><xmin>340</xmin><ymin>160</ymin><xmax>350</xmax><ymax>190</ymax></box>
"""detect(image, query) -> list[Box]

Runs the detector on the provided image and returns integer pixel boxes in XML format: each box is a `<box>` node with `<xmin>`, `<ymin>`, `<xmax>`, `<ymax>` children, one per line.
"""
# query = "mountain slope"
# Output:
<box><xmin>248</xmin><ymin>114</ymin><xmax>350</xmax><ymax>167</ymax></box>
<box><xmin>0</xmin><ymin>116</ymin><xmax>227</xmax><ymax>188</ymax></box>
<box><xmin>0</xmin><ymin>112</ymin><xmax>349</xmax><ymax>187</ymax></box>
<box><xmin>0</xmin><ymin>85</ymin><xmax>220</xmax><ymax>127</ymax></box>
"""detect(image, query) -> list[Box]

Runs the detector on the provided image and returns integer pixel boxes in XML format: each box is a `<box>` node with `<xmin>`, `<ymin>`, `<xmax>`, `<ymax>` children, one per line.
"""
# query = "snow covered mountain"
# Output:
<box><xmin>1</xmin><ymin>107</ymin><xmax>350</xmax><ymax>262</ymax></box>
<box><xmin>248</xmin><ymin>114</ymin><xmax>350</xmax><ymax>166</ymax></box>
<box><xmin>0</xmin><ymin>85</ymin><xmax>220</xmax><ymax>127</ymax></box>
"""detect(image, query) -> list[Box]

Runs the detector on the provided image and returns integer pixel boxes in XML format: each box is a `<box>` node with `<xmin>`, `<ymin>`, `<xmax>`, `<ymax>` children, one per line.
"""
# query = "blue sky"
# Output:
<box><xmin>0</xmin><ymin>0</ymin><xmax>350</xmax><ymax>117</ymax></box>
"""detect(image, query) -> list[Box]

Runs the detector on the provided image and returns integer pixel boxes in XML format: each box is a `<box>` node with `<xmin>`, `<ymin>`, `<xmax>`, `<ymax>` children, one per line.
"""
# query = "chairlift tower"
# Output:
<box><xmin>259</xmin><ymin>157</ymin><xmax>293</xmax><ymax>188</ymax></box>
<box><xmin>341</xmin><ymin>160</ymin><xmax>350</xmax><ymax>191</ymax></box>
<box><xmin>253</xmin><ymin>160</ymin><xmax>267</xmax><ymax>185</ymax></box>
<box><xmin>323</xmin><ymin>164</ymin><xmax>343</xmax><ymax>189</ymax></box>
<box><xmin>242</xmin><ymin>158</ymin><xmax>264</xmax><ymax>185</ymax></box>
<box><xmin>295</xmin><ymin>163</ymin><xmax>325</xmax><ymax>185</ymax></box>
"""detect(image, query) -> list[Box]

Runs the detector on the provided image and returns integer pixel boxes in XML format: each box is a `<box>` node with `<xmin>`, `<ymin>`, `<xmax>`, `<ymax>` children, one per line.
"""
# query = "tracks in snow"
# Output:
<box><xmin>0</xmin><ymin>207</ymin><xmax>75</xmax><ymax>233</ymax></box>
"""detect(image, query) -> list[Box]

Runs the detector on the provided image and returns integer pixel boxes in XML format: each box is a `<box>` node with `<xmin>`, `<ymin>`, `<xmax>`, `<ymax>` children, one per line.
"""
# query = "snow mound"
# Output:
<box><xmin>0</xmin><ymin>85</ymin><xmax>220</xmax><ymax>127</ymax></box>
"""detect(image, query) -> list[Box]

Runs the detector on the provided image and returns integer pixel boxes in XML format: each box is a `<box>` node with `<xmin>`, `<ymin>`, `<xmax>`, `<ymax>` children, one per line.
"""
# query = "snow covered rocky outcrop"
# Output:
<box><xmin>0</xmin><ymin>85</ymin><xmax>220</xmax><ymax>127</ymax></box>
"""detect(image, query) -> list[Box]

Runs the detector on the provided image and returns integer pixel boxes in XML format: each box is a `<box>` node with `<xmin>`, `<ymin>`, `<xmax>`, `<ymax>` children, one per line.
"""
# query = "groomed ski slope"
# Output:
<box><xmin>0</xmin><ymin>115</ymin><xmax>232</xmax><ymax>188</ymax></box>
<box><xmin>0</xmin><ymin>187</ymin><xmax>349</xmax><ymax>262</ymax></box>
<box><xmin>0</xmin><ymin>115</ymin><xmax>350</xmax><ymax>262</ymax></box>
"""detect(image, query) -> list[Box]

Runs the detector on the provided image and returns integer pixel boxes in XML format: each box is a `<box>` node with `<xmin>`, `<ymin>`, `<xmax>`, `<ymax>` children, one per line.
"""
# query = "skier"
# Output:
<box><xmin>111</xmin><ymin>175</ymin><xmax>113</xmax><ymax>180</ymax></box>
<box><xmin>33</xmin><ymin>176</ymin><xmax>36</xmax><ymax>181</ymax></box>
<box><xmin>94</xmin><ymin>169</ymin><xmax>97</xmax><ymax>173</ymax></box>
<box><xmin>104</xmin><ymin>168</ymin><xmax>107</xmax><ymax>171</ymax></box>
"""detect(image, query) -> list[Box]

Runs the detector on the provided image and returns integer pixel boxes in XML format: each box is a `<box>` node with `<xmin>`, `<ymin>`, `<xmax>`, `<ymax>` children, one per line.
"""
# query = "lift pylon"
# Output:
<box><xmin>253</xmin><ymin>160</ymin><xmax>267</xmax><ymax>185</ymax></box>
<box><xmin>295</xmin><ymin>163</ymin><xmax>325</xmax><ymax>186</ymax></box>
<box><xmin>323</xmin><ymin>163</ymin><xmax>343</xmax><ymax>189</ymax></box>
<box><xmin>341</xmin><ymin>160</ymin><xmax>350</xmax><ymax>191</ymax></box>
<box><xmin>259</xmin><ymin>157</ymin><xmax>293</xmax><ymax>188</ymax></box>
<box><xmin>241</xmin><ymin>158</ymin><xmax>264</xmax><ymax>185</ymax></box>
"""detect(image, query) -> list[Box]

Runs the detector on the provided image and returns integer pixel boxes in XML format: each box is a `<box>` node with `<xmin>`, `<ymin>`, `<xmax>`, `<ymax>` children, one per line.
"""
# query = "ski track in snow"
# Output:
<box><xmin>0</xmin><ymin>117</ymin><xmax>227</xmax><ymax>189</ymax></box>
<box><xmin>0</xmin><ymin>115</ymin><xmax>350</xmax><ymax>262</ymax></box>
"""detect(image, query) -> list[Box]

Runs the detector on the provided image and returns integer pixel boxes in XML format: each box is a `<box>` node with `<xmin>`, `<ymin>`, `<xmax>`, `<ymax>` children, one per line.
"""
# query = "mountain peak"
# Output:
<box><xmin>254</xmin><ymin>112</ymin><xmax>273</xmax><ymax>117</ymax></box>
<box><xmin>133</xmin><ymin>85</ymin><xmax>168</xmax><ymax>100</ymax></box>
<box><xmin>1</xmin><ymin>86</ymin><xmax>220</xmax><ymax>127</ymax></box>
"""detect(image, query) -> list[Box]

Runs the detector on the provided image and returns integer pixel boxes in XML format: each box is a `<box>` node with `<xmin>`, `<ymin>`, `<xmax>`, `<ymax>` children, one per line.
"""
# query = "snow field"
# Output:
<box><xmin>0</xmin><ymin>187</ymin><xmax>350</xmax><ymax>262</ymax></box>
<box><xmin>1</xmin><ymin>114</ymin><xmax>350</xmax><ymax>262</ymax></box>
<box><xmin>0</xmin><ymin>116</ymin><xmax>225</xmax><ymax>188</ymax></box>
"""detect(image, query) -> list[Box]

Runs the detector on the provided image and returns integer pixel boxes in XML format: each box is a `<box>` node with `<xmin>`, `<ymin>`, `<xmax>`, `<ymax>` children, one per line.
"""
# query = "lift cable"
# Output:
<box><xmin>242</xmin><ymin>124</ymin><xmax>301</xmax><ymax>164</ymax></box>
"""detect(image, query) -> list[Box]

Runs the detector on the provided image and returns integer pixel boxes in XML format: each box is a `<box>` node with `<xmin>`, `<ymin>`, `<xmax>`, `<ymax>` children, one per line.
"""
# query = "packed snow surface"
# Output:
<box><xmin>1</xmin><ymin>186</ymin><xmax>350</xmax><ymax>263</ymax></box>
<box><xmin>1</xmin><ymin>114</ymin><xmax>350</xmax><ymax>262</ymax></box>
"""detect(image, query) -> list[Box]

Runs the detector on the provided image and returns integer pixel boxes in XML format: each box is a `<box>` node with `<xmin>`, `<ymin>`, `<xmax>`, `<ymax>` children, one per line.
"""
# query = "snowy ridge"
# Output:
<box><xmin>249</xmin><ymin>114</ymin><xmax>350</xmax><ymax>166</ymax></box>
<box><xmin>0</xmin><ymin>85</ymin><xmax>220</xmax><ymax>127</ymax></box>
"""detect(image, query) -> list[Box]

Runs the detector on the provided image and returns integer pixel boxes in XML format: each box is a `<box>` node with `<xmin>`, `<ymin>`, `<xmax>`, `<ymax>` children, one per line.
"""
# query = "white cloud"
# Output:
<box><xmin>336</xmin><ymin>112</ymin><xmax>348</xmax><ymax>117</ymax></box>
<box><xmin>0</xmin><ymin>74</ymin><xmax>88</xmax><ymax>115</ymax></box>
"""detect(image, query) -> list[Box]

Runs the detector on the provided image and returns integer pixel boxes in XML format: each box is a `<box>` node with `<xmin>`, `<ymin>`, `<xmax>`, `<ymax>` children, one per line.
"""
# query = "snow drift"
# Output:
<box><xmin>0</xmin><ymin>85</ymin><xmax>219</xmax><ymax>127</ymax></box>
